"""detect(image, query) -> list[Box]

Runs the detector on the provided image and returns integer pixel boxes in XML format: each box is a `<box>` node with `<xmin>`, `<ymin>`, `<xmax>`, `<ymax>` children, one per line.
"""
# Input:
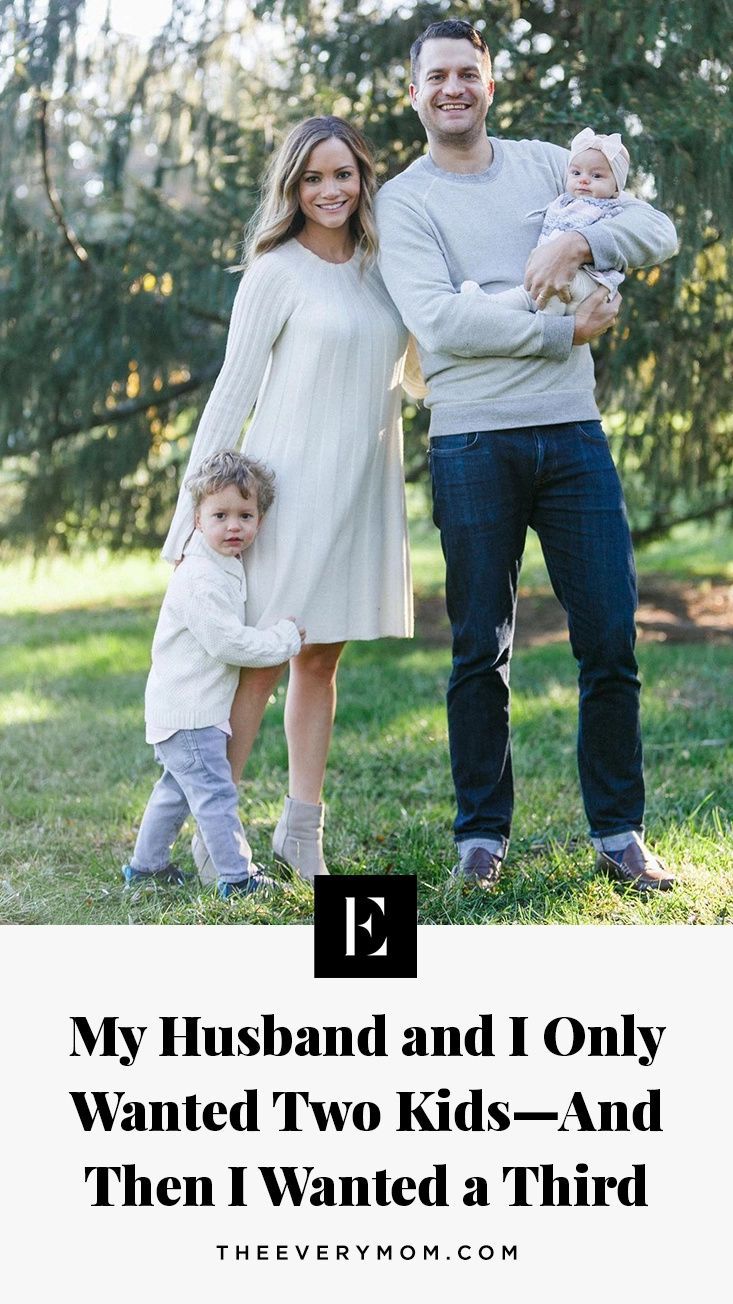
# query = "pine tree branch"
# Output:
<box><xmin>632</xmin><ymin>495</ymin><xmax>733</xmax><ymax>546</ymax></box>
<box><xmin>51</xmin><ymin>363</ymin><xmax>220</xmax><ymax>444</ymax></box>
<box><xmin>131</xmin><ymin>180</ymin><xmax>237</xmax><ymax>268</ymax></box>
<box><xmin>180</xmin><ymin>302</ymin><xmax>229</xmax><ymax>327</ymax></box>
<box><xmin>37</xmin><ymin>94</ymin><xmax>91</xmax><ymax>271</ymax></box>
<box><xmin>404</xmin><ymin>456</ymin><xmax>427</xmax><ymax>485</ymax></box>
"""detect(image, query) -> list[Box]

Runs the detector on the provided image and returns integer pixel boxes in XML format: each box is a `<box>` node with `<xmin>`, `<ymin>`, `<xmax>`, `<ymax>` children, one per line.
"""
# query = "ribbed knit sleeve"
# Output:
<box><xmin>162</xmin><ymin>255</ymin><xmax>297</xmax><ymax>563</ymax></box>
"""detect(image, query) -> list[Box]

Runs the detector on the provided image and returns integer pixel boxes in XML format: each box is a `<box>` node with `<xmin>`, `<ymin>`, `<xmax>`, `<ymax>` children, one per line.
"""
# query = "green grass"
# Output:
<box><xmin>1</xmin><ymin>510</ymin><xmax>732</xmax><ymax>926</ymax></box>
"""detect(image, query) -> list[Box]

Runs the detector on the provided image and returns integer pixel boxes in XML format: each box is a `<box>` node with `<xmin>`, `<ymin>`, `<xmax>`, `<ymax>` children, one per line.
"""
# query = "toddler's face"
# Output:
<box><xmin>195</xmin><ymin>485</ymin><xmax>261</xmax><ymax>557</ymax></box>
<box><xmin>566</xmin><ymin>148</ymin><xmax>617</xmax><ymax>199</ymax></box>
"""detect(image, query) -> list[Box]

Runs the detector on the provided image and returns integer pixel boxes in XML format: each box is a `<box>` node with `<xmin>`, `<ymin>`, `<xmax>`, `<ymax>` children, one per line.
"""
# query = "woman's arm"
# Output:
<box><xmin>161</xmin><ymin>256</ymin><xmax>296</xmax><ymax>562</ymax></box>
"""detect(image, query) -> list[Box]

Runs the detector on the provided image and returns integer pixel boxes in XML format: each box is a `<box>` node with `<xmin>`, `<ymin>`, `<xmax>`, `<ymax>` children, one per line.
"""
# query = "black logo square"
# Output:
<box><xmin>313</xmin><ymin>875</ymin><xmax>417</xmax><ymax>978</ymax></box>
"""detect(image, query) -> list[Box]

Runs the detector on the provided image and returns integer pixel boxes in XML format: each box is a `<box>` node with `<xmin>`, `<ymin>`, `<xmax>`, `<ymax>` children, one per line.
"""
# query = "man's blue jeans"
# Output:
<box><xmin>131</xmin><ymin>727</ymin><xmax>253</xmax><ymax>884</ymax></box>
<box><xmin>429</xmin><ymin>421</ymin><xmax>643</xmax><ymax>850</ymax></box>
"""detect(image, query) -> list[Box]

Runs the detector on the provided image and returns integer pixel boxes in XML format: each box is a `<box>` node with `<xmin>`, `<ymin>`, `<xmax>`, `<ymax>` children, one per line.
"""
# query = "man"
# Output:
<box><xmin>375</xmin><ymin>19</ymin><xmax>678</xmax><ymax>891</ymax></box>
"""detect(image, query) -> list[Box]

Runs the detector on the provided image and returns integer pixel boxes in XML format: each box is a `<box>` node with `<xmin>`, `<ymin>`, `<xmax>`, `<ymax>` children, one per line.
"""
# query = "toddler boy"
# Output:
<box><xmin>121</xmin><ymin>450</ymin><xmax>304</xmax><ymax>898</ymax></box>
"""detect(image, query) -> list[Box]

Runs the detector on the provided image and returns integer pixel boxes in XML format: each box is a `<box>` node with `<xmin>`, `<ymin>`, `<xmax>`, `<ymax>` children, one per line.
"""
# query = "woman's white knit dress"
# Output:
<box><xmin>163</xmin><ymin>240</ymin><xmax>413</xmax><ymax>643</ymax></box>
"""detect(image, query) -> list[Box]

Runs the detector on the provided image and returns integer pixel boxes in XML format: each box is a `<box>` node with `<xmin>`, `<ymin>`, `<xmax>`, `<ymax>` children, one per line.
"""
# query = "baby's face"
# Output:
<box><xmin>566</xmin><ymin>148</ymin><xmax>617</xmax><ymax>199</ymax></box>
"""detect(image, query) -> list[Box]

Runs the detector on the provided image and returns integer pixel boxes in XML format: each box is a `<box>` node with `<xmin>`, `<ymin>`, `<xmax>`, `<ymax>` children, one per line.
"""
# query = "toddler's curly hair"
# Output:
<box><xmin>185</xmin><ymin>449</ymin><xmax>276</xmax><ymax>515</ymax></box>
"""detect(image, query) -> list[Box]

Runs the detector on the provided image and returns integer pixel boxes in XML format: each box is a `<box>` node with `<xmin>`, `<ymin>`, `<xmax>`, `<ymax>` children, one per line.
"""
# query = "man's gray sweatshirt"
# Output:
<box><xmin>375</xmin><ymin>137</ymin><xmax>678</xmax><ymax>436</ymax></box>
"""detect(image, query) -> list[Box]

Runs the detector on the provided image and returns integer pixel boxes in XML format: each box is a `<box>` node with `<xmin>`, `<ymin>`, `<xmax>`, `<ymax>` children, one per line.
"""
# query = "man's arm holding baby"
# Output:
<box><xmin>377</xmin><ymin>186</ymin><xmax>632</xmax><ymax>357</ymax></box>
<box><xmin>376</xmin><ymin>188</ymin><xmax>575</xmax><ymax>362</ymax></box>
<box><xmin>524</xmin><ymin>200</ymin><xmax>678</xmax><ymax>326</ymax></box>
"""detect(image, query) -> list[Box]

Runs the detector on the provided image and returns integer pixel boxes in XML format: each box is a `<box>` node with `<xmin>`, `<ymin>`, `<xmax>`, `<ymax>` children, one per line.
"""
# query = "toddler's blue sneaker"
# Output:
<box><xmin>217</xmin><ymin>868</ymin><xmax>275</xmax><ymax>899</ymax></box>
<box><xmin>122</xmin><ymin>863</ymin><xmax>185</xmax><ymax>887</ymax></box>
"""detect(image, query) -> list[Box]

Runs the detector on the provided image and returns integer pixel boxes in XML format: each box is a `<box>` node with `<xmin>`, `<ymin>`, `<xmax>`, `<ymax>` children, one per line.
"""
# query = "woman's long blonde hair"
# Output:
<box><xmin>244</xmin><ymin>116</ymin><xmax>379</xmax><ymax>267</ymax></box>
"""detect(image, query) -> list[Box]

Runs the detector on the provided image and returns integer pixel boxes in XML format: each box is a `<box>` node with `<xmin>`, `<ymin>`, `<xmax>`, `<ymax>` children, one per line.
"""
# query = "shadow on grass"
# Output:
<box><xmin>2</xmin><ymin>603</ymin><xmax>732</xmax><ymax>924</ymax></box>
<box><xmin>2</xmin><ymin>605</ymin><xmax>731</xmax><ymax>787</ymax></box>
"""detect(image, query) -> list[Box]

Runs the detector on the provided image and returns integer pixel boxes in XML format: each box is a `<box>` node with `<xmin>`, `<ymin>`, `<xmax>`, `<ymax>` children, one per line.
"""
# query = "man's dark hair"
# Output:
<box><xmin>410</xmin><ymin>19</ymin><xmax>491</xmax><ymax>84</ymax></box>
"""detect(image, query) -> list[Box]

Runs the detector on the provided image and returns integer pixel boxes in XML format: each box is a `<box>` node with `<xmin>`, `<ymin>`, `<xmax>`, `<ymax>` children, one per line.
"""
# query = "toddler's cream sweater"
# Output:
<box><xmin>145</xmin><ymin>530</ymin><xmax>301</xmax><ymax>733</ymax></box>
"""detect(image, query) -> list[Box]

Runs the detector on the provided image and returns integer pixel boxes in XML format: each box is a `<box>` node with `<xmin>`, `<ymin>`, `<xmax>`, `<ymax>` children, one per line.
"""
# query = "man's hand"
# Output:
<box><xmin>524</xmin><ymin>231</ymin><xmax>592</xmax><ymax>307</ymax></box>
<box><xmin>572</xmin><ymin>288</ymin><xmax>621</xmax><ymax>345</ymax></box>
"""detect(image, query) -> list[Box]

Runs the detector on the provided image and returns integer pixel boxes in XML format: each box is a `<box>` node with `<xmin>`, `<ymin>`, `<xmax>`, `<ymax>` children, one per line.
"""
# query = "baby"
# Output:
<box><xmin>462</xmin><ymin>126</ymin><xmax>631</xmax><ymax>314</ymax></box>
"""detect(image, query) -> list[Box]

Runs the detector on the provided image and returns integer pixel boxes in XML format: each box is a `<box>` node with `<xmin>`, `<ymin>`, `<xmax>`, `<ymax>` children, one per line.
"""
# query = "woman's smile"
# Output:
<box><xmin>298</xmin><ymin>137</ymin><xmax>361</xmax><ymax>235</ymax></box>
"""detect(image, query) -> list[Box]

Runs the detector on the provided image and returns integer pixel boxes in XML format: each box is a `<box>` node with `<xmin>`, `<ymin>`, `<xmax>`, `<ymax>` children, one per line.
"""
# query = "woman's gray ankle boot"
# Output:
<box><xmin>192</xmin><ymin>829</ymin><xmax>216</xmax><ymax>886</ymax></box>
<box><xmin>272</xmin><ymin>795</ymin><xmax>329</xmax><ymax>880</ymax></box>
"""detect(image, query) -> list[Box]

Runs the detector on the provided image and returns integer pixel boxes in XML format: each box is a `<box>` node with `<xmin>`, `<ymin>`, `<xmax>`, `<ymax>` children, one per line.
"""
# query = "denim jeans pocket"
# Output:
<box><xmin>157</xmin><ymin>730</ymin><xmax>199</xmax><ymax>775</ymax></box>
<box><xmin>430</xmin><ymin>432</ymin><xmax>480</xmax><ymax>456</ymax></box>
<box><xmin>575</xmin><ymin>420</ymin><xmax>607</xmax><ymax>442</ymax></box>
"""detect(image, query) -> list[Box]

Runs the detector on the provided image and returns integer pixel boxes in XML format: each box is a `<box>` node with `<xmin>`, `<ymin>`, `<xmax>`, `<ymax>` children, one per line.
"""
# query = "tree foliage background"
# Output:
<box><xmin>1</xmin><ymin>0</ymin><xmax>731</xmax><ymax>550</ymax></box>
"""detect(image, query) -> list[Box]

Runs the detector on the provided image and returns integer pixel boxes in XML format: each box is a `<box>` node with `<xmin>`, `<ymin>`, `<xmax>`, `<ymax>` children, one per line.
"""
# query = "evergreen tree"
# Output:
<box><xmin>1</xmin><ymin>0</ymin><xmax>731</xmax><ymax>549</ymax></box>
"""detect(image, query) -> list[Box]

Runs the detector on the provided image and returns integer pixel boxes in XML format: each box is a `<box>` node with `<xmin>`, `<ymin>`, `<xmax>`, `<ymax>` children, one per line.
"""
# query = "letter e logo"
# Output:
<box><xmin>314</xmin><ymin>876</ymin><xmax>417</xmax><ymax>978</ymax></box>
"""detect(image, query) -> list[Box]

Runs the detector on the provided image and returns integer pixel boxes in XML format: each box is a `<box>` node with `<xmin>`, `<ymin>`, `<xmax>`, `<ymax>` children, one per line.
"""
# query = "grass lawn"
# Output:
<box><xmin>1</xmin><ymin>500</ymin><xmax>731</xmax><ymax>926</ymax></box>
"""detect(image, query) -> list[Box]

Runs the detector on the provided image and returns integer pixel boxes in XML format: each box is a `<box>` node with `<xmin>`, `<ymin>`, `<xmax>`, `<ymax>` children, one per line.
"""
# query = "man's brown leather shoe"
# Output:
<box><xmin>452</xmin><ymin>846</ymin><xmax>502</xmax><ymax>889</ymax></box>
<box><xmin>595</xmin><ymin>840</ymin><xmax>675</xmax><ymax>892</ymax></box>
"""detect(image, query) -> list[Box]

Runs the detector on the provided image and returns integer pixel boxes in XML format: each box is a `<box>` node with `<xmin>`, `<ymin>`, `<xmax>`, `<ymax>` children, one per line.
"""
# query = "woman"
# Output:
<box><xmin>163</xmin><ymin>117</ymin><xmax>413</xmax><ymax>879</ymax></box>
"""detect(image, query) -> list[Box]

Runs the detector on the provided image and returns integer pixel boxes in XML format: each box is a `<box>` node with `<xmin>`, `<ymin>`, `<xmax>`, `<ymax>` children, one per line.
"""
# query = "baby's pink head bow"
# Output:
<box><xmin>569</xmin><ymin>126</ymin><xmax>630</xmax><ymax>193</ymax></box>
